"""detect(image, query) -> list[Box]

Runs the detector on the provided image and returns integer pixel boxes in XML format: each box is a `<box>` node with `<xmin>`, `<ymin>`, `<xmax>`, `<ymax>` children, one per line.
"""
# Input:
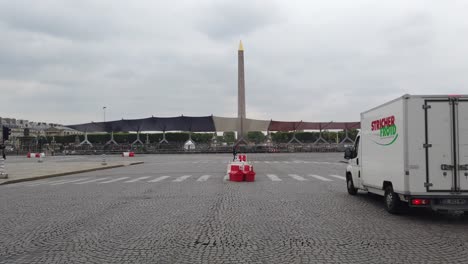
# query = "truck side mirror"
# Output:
<box><xmin>344</xmin><ymin>147</ymin><xmax>354</xmax><ymax>160</ymax></box>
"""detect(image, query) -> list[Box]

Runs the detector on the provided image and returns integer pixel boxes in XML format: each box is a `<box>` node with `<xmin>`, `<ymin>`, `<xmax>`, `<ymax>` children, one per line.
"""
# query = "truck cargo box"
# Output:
<box><xmin>346</xmin><ymin>94</ymin><xmax>468</xmax><ymax>213</ymax></box>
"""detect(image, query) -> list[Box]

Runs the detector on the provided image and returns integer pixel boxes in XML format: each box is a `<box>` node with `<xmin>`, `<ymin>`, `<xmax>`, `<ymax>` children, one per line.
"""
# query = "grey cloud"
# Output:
<box><xmin>0</xmin><ymin>1</ymin><xmax>119</xmax><ymax>40</ymax></box>
<box><xmin>0</xmin><ymin>1</ymin><xmax>467</xmax><ymax>125</ymax></box>
<box><xmin>196</xmin><ymin>0</ymin><xmax>280</xmax><ymax>40</ymax></box>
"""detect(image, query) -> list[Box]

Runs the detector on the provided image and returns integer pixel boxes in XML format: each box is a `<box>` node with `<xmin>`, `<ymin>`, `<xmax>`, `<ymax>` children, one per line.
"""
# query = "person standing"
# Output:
<box><xmin>232</xmin><ymin>146</ymin><xmax>238</xmax><ymax>161</ymax></box>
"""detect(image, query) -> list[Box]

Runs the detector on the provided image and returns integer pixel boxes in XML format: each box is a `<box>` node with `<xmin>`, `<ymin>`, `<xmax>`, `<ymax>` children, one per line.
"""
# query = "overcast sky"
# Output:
<box><xmin>1</xmin><ymin>0</ymin><xmax>468</xmax><ymax>125</ymax></box>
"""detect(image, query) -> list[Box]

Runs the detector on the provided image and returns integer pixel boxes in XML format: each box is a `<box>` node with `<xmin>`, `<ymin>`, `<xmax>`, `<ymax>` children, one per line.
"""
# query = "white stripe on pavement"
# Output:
<box><xmin>148</xmin><ymin>176</ymin><xmax>171</xmax><ymax>182</ymax></box>
<box><xmin>74</xmin><ymin>177</ymin><xmax>109</xmax><ymax>184</ymax></box>
<box><xmin>197</xmin><ymin>175</ymin><xmax>211</xmax><ymax>181</ymax></box>
<box><xmin>27</xmin><ymin>179</ymin><xmax>71</xmax><ymax>186</ymax></box>
<box><xmin>264</xmin><ymin>161</ymin><xmax>271</xmax><ymax>164</ymax></box>
<box><xmin>308</xmin><ymin>175</ymin><xmax>333</xmax><ymax>182</ymax></box>
<box><xmin>50</xmin><ymin>178</ymin><xmax>90</xmax><ymax>185</ymax></box>
<box><xmin>99</xmin><ymin>177</ymin><xmax>130</xmax><ymax>183</ymax></box>
<box><xmin>329</xmin><ymin>174</ymin><xmax>346</xmax><ymax>180</ymax></box>
<box><xmin>288</xmin><ymin>174</ymin><xmax>308</xmax><ymax>181</ymax></box>
<box><xmin>173</xmin><ymin>175</ymin><xmax>192</xmax><ymax>182</ymax></box>
<box><xmin>124</xmin><ymin>176</ymin><xmax>151</xmax><ymax>183</ymax></box>
<box><xmin>224</xmin><ymin>174</ymin><xmax>229</xmax><ymax>180</ymax></box>
<box><xmin>283</xmin><ymin>161</ymin><xmax>291</xmax><ymax>164</ymax></box>
<box><xmin>266</xmin><ymin>174</ymin><xmax>282</xmax><ymax>181</ymax></box>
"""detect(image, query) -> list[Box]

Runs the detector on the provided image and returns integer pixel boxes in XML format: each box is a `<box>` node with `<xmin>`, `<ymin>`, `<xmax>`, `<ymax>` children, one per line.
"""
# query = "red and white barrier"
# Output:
<box><xmin>228</xmin><ymin>164</ymin><xmax>244</xmax><ymax>182</ymax></box>
<box><xmin>27</xmin><ymin>152</ymin><xmax>45</xmax><ymax>158</ymax></box>
<box><xmin>236</xmin><ymin>154</ymin><xmax>247</xmax><ymax>162</ymax></box>
<box><xmin>227</xmin><ymin>161</ymin><xmax>256</xmax><ymax>182</ymax></box>
<box><xmin>243</xmin><ymin>164</ymin><xmax>256</xmax><ymax>182</ymax></box>
<box><xmin>122</xmin><ymin>152</ymin><xmax>135</xmax><ymax>157</ymax></box>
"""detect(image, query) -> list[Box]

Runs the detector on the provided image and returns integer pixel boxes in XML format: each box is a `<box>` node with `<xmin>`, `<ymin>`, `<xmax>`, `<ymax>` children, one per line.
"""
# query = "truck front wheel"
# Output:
<box><xmin>384</xmin><ymin>186</ymin><xmax>401</xmax><ymax>214</ymax></box>
<box><xmin>347</xmin><ymin>175</ymin><xmax>358</xmax><ymax>195</ymax></box>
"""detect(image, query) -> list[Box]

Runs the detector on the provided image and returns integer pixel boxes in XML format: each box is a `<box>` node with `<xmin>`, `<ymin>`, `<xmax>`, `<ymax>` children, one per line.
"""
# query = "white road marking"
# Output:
<box><xmin>224</xmin><ymin>175</ymin><xmax>229</xmax><ymax>180</ymax></box>
<box><xmin>99</xmin><ymin>177</ymin><xmax>130</xmax><ymax>183</ymax></box>
<box><xmin>50</xmin><ymin>178</ymin><xmax>90</xmax><ymax>185</ymax></box>
<box><xmin>53</xmin><ymin>157</ymin><xmax>84</xmax><ymax>162</ymax></box>
<box><xmin>329</xmin><ymin>174</ymin><xmax>346</xmax><ymax>180</ymax></box>
<box><xmin>21</xmin><ymin>181</ymin><xmax>50</xmax><ymax>187</ymax></box>
<box><xmin>124</xmin><ymin>176</ymin><xmax>151</xmax><ymax>183</ymax></box>
<box><xmin>293</xmin><ymin>161</ymin><xmax>301</xmax><ymax>163</ymax></box>
<box><xmin>308</xmin><ymin>175</ymin><xmax>333</xmax><ymax>182</ymax></box>
<box><xmin>288</xmin><ymin>174</ymin><xmax>308</xmax><ymax>181</ymax></box>
<box><xmin>283</xmin><ymin>161</ymin><xmax>291</xmax><ymax>164</ymax></box>
<box><xmin>197</xmin><ymin>175</ymin><xmax>211</xmax><ymax>181</ymax></box>
<box><xmin>264</xmin><ymin>161</ymin><xmax>271</xmax><ymax>164</ymax></box>
<box><xmin>266</xmin><ymin>174</ymin><xmax>282</xmax><ymax>181</ymax></box>
<box><xmin>148</xmin><ymin>176</ymin><xmax>171</xmax><ymax>182</ymax></box>
<box><xmin>173</xmin><ymin>175</ymin><xmax>192</xmax><ymax>182</ymax></box>
<box><xmin>74</xmin><ymin>177</ymin><xmax>109</xmax><ymax>184</ymax></box>
<box><xmin>27</xmin><ymin>179</ymin><xmax>71</xmax><ymax>186</ymax></box>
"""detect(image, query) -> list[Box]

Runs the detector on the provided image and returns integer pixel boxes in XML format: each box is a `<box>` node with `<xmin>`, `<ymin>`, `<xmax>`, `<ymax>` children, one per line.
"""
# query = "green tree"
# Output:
<box><xmin>223</xmin><ymin>131</ymin><xmax>236</xmax><ymax>143</ymax></box>
<box><xmin>247</xmin><ymin>131</ymin><xmax>265</xmax><ymax>143</ymax></box>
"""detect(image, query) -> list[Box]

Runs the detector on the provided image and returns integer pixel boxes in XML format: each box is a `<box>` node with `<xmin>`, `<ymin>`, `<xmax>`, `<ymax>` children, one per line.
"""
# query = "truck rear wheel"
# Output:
<box><xmin>347</xmin><ymin>176</ymin><xmax>358</xmax><ymax>195</ymax></box>
<box><xmin>384</xmin><ymin>186</ymin><xmax>401</xmax><ymax>214</ymax></box>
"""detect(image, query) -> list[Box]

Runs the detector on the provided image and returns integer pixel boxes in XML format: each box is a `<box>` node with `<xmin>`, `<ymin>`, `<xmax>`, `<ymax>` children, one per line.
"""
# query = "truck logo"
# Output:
<box><xmin>371</xmin><ymin>115</ymin><xmax>398</xmax><ymax>146</ymax></box>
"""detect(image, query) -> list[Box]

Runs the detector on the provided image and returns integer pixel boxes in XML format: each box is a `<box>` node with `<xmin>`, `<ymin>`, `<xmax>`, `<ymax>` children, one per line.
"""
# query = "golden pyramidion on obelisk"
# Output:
<box><xmin>239</xmin><ymin>40</ymin><xmax>244</xmax><ymax>51</ymax></box>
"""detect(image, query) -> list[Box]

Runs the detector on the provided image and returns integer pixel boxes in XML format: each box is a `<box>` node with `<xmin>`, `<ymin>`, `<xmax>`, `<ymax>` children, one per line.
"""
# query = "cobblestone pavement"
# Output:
<box><xmin>1</xmin><ymin>153</ymin><xmax>468</xmax><ymax>263</ymax></box>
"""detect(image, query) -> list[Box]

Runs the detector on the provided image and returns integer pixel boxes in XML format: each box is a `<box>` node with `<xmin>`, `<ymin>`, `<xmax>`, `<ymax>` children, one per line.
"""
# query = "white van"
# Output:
<box><xmin>345</xmin><ymin>94</ymin><xmax>468</xmax><ymax>213</ymax></box>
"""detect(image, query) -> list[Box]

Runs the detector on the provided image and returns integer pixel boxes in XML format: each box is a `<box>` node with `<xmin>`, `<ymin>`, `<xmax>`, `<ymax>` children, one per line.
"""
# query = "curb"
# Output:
<box><xmin>0</xmin><ymin>161</ymin><xmax>144</xmax><ymax>185</ymax></box>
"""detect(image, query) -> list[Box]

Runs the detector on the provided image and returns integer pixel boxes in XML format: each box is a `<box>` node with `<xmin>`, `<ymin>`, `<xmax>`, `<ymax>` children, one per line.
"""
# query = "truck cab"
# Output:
<box><xmin>345</xmin><ymin>134</ymin><xmax>362</xmax><ymax>191</ymax></box>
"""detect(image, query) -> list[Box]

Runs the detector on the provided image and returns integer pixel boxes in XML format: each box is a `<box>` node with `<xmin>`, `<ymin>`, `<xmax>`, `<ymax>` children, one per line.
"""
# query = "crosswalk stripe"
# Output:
<box><xmin>288</xmin><ymin>174</ymin><xmax>308</xmax><ymax>181</ymax></box>
<box><xmin>173</xmin><ymin>175</ymin><xmax>192</xmax><ymax>182</ymax></box>
<box><xmin>148</xmin><ymin>176</ymin><xmax>171</xmax><ymax>182</ymax></box>
<box><xmin>50</xmin><ymin>178</ymin><xmax>90</xmax><ymax>185</ymax></box>
<box><xmin>264</xmin><ymin>161</ymin><xmax>271</xmax><ymax>164</ymax></box>
<box><xmin>124</xmin><ymin>176</ymin><xmax>151</xmax><ymax>183</ymax></box>
<box><xmin>308</xmin><ymin>175</ymin><xmax>333</xmax><ymax>182</ymax></box>
<box><xmin>329</xmin><ymin>174</ymin><xmax>346</xmax><ymax>180</ymax></box>
<box><xmin>99</xmin><ymin>177</ymin><xmax>130</xmax><ymax>183</ymax></box>
<box><xmin>22</xmin><ymin>181</ymin><xmax>52</xmax><ymax>187</ymax></box>
<box><xmin>284</xmin><ymin>161</ymin><xmax>291</xmax><ymax>164</ymax></box>
<box><xmin>266</xmin><ymin>174</ymin><xmax>282</xmax><ymax>181</ymax></box>
<box><xmin>197</xmin><ymin>175</ymin><xmax>211</xmax><ymax>181</ymax></box>
<box><xmin>27</xmin><ymin>179</ymin><xmax>71</xmax><ymax>186</ymax></box>
<box><xmin>74</xmin><ymin>177</ymin><xmax>109</xmax><ymax>184</ymax></box>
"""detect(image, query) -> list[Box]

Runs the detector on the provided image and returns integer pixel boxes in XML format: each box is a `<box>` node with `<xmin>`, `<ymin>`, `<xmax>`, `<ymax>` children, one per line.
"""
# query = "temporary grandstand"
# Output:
<box><xmin>66</xmin><ymin>115</ymin><xmax>360</xmax><ymax>147</ymax></box>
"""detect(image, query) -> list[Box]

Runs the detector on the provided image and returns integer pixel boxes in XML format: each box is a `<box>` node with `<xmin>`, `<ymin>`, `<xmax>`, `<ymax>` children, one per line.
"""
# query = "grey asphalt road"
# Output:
<box><xmin>0</xmin><ymin>153</ymin><xmax>467</xmax><ymax>264</ymax></box>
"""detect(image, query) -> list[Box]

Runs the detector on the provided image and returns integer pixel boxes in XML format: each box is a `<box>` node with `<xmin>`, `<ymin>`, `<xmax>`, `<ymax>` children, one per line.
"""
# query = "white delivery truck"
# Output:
<box><xmin>345</xmin><ymin>94</ymin><xmax>468</xmax><ymax>213</ymax></box>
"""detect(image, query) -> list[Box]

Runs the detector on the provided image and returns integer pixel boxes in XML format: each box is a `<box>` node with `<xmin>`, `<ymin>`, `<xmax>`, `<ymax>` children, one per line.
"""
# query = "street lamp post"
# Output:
<box><xmin>103</xmin><ymin>106</ymin><xmax>107</xmax><ymax>122</ymax></box>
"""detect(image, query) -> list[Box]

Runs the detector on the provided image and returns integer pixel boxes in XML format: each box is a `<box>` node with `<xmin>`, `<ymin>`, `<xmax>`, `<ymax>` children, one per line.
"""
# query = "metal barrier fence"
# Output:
<box><xmin>5</xmin><ymin>142</ymin><xmax>351</xmax><ymax>156</ymax></box>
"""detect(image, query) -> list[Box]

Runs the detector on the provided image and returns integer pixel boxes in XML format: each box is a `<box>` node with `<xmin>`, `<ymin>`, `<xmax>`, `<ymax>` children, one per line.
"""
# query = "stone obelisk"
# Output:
<box><xmin>237</xmin><ymin>40</ymin><xmax>246</xmax><ymax>141</ymax></box>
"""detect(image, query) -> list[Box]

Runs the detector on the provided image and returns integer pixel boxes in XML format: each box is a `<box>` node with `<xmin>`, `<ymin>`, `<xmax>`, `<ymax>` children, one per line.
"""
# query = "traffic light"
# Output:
<box><xmin>2</xmin><ymin>127</ymin><xmax>11</xmax><ymax>141</ymax></box>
